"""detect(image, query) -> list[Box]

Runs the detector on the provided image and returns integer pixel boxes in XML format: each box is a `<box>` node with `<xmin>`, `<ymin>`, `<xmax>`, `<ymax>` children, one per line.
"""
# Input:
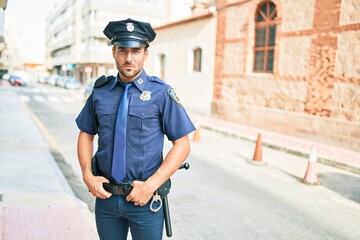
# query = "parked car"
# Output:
<box><xmin>48</xmin><ymin>74</ymin><xmax>59</xmax><ymax>86</ymax></box>
<box><xmin>56</xmin><ymin>76</ymin><xmax>68</xmax><ymax>88</ymax></box>
<box><xmin>9</xmin><ymin>75</ymin><xmax>27</xmax><ymax>86</ymax></box>
<box><xmin>37</xmin><ymin>72</ymin><xmax>49</xmax><ymax>84</ymax></box>
<box><xmin>64</xmin><ymin>77</ymin><xmax>81</xmax><ymax>90</ymax></box>
<box><xmin>2</xmin><ymin>73</ymin><xmax>10</xmax><ymax>81</ymax></box>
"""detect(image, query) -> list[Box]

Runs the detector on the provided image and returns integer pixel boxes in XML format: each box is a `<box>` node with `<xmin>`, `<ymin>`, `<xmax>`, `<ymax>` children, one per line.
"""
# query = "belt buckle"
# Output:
<box><xmin>116</xmin><ymin>181</ymin><xmax>132</xmax><ymax>196</ymax></box>
<box><xmin>103</xmin><ymin>181</ymin><xmax>133</xmax><ymax>196</ymax></box>
<box><xmin>114</xmin><ymin>185</ymin><xmax>125</xmax><ymax>195</ymax></box>
<box><xmin>103</xmin><ymin>182</ymin><xmax>124</xmax><ymax>196</ymax></box>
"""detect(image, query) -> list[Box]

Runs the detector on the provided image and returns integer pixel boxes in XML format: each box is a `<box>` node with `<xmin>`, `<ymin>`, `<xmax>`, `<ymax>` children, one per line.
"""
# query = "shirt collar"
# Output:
<box><xmin>110</xmin><ymin>70</ymin><xmax>149</xmax><ymax>92</ymax></box>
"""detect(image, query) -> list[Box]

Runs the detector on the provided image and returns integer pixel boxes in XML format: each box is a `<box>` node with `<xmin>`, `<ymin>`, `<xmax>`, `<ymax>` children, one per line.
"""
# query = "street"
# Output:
<box><xmin>8</xmin><ymin>83</ymin><xmax>360</xmax><ymax>239</ymax></box>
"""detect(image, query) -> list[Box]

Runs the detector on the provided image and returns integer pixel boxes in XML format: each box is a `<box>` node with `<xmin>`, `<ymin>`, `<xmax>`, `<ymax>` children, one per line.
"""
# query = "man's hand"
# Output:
<box><xmin>84</xmin><ymin>175</ymin><xmax>112</xmax><ymax>199</ymax></box>
<box><xmin>126</xmin><ymin>180</ymin><xmax>155</xmax><ymax>206</ymax></box>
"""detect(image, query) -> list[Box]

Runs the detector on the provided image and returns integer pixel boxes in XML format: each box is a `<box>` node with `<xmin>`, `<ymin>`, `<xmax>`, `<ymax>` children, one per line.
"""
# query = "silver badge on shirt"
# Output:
<box><xmin>140</xmin><ymin>90</ymin><xmax>151</xmax><ymax>101</ymax></box>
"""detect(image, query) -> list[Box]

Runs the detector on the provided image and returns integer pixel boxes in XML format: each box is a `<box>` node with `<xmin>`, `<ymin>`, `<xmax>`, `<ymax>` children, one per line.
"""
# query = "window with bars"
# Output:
<box><xmin>253</xmin><ymin>1</ymin><xmax>277</xmax><ymax>73</ymax></box>
<box><xmin>193</xmin><ymin>48</ymin><xmax>202</xmax><ymax>72</ymax></box>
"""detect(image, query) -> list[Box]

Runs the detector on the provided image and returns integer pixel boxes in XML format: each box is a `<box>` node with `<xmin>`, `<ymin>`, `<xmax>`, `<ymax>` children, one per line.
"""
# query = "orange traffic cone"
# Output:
<box><xmin>192</xmin><ymin>127</ymin><xmax>201</xmax><ymax>143</ymax></box>
<box><xmin>247</xmin><ymin>133</ymin><xmax>267</xmax><ymax>165</ymax></box>
<box><xmin>252</xmin><ymin>133</ymin><xmax>263</xmax><ymax>161</ymax></box>
<box><xmin>300</xmin><ymin>145</ymin><xmax>319</xmax><ymax>185</ymax></box>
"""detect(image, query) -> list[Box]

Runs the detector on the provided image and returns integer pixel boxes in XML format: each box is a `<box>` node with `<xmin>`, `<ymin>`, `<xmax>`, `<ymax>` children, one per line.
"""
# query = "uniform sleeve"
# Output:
<box><xmin>161</xmin><ymin>88</ymin><xmax>195</xmax><ymax>141</ymax></box>
<box><xmin>75</xmin><ymin>93</ymin><xmax>98</xmax><ymax>135</ymax></box>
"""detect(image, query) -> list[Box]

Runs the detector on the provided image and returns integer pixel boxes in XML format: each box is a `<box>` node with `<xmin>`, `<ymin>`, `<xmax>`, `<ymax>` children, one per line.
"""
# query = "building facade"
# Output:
<box><xmin>45</xmin><ymin>0</ymin><xmax>360</xmax><ymax>151</ymax></box>
<box><xmin>0</xmin><ymin>0</ymin><xmax>7</xmax><ymax>77</ymax></box>
<box><xmin>45</xmin><ymin>0</ymin><xmax>193</xmax><ymax>83</ymax></box>
<box><xmin>145</xmin><ymin>9</ymin><xmax>217</xmax><ymax>115</ymax></box>
<box><xmin>213</xmin><ymin>0</ymin><xmax>360</xmax><ymax>151</ymax></box>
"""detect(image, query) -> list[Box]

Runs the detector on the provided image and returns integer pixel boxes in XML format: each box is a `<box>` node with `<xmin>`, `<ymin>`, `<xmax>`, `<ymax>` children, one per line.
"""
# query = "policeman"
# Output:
<box><xmin>76</xmin><ymin>18</ymin><xmax>195</xmax><ymax>240</ymax></box>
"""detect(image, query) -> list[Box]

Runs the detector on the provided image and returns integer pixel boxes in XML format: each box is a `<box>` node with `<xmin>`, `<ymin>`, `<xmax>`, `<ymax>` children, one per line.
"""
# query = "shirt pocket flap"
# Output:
<box><xmin>129</xmin><ymin>107</ymin><xmax>158</xmax><ymax>119</ymax></box>
<box><xmin>96</xmin><ymin>106</ymin><xmax>112</xmax><ymax>116</ymax></box>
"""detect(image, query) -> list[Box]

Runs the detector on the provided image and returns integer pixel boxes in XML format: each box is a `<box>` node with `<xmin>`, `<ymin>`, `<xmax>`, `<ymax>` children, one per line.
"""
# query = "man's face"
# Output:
<box><xmin>112</xmin><ymin>46</ymin><xmax>148</xmax><ymax>83</ymax></box>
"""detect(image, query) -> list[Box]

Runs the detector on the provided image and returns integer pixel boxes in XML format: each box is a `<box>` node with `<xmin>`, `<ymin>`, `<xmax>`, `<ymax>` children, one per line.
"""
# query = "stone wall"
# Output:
<box><xmin>213</xmin><ymin>0</ymin><xmax>360</xmax><ymax>151</ymax></box>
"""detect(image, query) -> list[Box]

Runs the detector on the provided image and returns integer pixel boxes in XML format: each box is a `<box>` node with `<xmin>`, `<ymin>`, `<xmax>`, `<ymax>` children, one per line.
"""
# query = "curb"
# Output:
<box><xmin>201</xmin><ymin>124</ymin><xmax>360</xmax><ymax>176</ymax></box>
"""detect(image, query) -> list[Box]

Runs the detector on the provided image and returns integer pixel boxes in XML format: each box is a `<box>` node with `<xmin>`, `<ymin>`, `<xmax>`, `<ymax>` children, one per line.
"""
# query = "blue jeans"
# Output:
<box><xmin>95</xmin><ymin>195</ymin><xmax>164</xmax><ymax>240</ymax></box>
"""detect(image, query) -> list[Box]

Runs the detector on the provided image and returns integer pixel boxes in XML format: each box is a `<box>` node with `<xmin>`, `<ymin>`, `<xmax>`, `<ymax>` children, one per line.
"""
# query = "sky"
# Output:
<box><xmin>5</xmin><ymin>0</ymin><xmax>62</xmax><ymax>65</ymax></box>
<box><xmin>4</xmin><ymin>0</ymin><xmax>193</xmax><ymax>67</ymax></box>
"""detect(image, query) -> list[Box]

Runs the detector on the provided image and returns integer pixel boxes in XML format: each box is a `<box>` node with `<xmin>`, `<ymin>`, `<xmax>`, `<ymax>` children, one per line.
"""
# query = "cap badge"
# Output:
<box><xmin>140</xmin><ymin>91</ymin><xmax>151</xmax><ymax>101</ymax></box>
<box><xmin>126</xmin><ymin>22</ymin><xmax>134</xmax><ymax>32</ymax></box>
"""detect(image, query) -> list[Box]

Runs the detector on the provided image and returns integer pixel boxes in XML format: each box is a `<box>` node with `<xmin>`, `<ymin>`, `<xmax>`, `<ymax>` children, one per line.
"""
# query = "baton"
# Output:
<box><xmin>163</xmin><ymin>195</ymin><xmax>172</xmax><ymax>237</ymax></box>
<box><xmin>163</xmin><ymin>162</ymin><xmax>190</xmax><ymax>237</ymax></box>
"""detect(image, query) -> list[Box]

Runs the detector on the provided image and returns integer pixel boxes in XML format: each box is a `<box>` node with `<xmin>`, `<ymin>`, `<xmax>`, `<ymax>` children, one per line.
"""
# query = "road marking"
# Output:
<box><xmin>46</xmin><ymin>88</ymin><xmax>58</xmax><ymax>93</ymax></box>
<box><xmin>33</xmin><ymin>95</ymin><xmax>45</xmax><ymax>102</ymax></box>
<box><xmin>58</xmin><ymin>88</ymin><xmax>68</xmax><ymax>94</ymax></box>
<box><xmin>72</xmin><ymin>94</ymin><xmax>83</xmax><ymax>100</ymax></box>
<box><xmin>23</xmin><ymin>95</ymin><xmax>79</xmax><ymax>103</ymax></box>
<box><xmin>40</xmin><ymin>88</ymin><xmax>49</xmax><ymax>93</ymax></box>
<box><xmin>48</xmin><ymin>96</ymin><xmax>60</xmax><ymax>102</ymax></box>
<box><xmin>61</xmin><ymin>96</ymin><xmax>74</xmax><ymax>103</ymax></box>
<box><xmin>19</xmin><ymin>95</ymin><xmax>30</xmax><ymax>102</ymax></box>
<box><xmin>32</xmin><ymin>88</ymin><xmax>40</xmax><ymax>93</ymax></box>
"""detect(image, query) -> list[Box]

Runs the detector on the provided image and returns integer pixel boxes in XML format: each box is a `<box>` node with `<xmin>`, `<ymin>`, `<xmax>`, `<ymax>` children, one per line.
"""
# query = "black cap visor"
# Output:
<box><xmin>112</xmin><ymin>40</ymin><xmax>147</xmax><ymax>48</ymax></box>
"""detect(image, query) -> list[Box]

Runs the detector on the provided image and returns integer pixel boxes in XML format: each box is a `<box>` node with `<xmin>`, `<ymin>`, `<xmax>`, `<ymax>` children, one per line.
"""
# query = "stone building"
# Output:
<box><xmin>212</xmin><ymin>0</ymin><xmax>360</xmax><ymax>151</ymax></box>
<box><xmin>146</xmin><ymin>0</ymin><xmax>359</xmax><ymax>151</ymax></box>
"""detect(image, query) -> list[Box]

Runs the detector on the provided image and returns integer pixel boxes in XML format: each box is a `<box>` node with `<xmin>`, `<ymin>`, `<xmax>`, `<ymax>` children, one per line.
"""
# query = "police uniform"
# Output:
<box><xmin>75</xmin><ymin>18</ymin><xmax>195</xmax><ymax>240</ymax></box>
<box><xmin>76</xmin><ymin>71</ymin><xmax>195</xmax><ymax>181</ymax></box>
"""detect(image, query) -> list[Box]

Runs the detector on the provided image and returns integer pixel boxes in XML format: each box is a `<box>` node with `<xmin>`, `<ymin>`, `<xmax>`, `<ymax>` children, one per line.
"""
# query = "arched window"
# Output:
<box><xmin>253</xmin><ymin>1</ymin><xmax>277</xmax><ymax>72</ymax></box>
<box><xmin>193</xmin><ymin>48</ymin><xmax>202</xmax><ymax>72</ymax></box>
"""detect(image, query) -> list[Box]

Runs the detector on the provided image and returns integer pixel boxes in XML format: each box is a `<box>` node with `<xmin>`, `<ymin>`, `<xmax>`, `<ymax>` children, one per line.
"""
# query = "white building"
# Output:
<box><xmin>145</xmin><ymin>8</ymin><xmax>217</xmax><ymax>115</ymax></box>
<box><xmin>0</xmin><ymin>0</ymin><xmax>7</xmax><ymax>77</ymax></box>
<box><xmin>45</xmin><ymin>0</ymin><xmax>193</xmax><ymax>83</ymax></box>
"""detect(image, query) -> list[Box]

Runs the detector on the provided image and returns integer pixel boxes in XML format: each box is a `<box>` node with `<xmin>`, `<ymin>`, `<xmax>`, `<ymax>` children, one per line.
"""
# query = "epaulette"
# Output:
<box><xmin>93</xmin><ymin>75</ymin><xmax>108</xmax><ymax>88</ymax></box>
<box><xmin>149</xmin><ymin>76</ymin><xmax>165</xmax><ymax>85</ymax></box>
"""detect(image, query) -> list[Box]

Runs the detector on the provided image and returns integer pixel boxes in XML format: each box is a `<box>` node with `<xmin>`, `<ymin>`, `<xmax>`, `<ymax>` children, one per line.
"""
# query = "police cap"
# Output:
<box><xmin>103</xmin><ymin>18</ymin><xmax>156</xmax><ymax>48</ymax></box>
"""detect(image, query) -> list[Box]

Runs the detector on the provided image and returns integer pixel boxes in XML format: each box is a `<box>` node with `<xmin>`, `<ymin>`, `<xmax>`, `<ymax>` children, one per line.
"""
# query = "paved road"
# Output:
<box><xmin>14</xmin><ymin>83</ymin><xmax>360</xmax><ymax>239</ymax></box>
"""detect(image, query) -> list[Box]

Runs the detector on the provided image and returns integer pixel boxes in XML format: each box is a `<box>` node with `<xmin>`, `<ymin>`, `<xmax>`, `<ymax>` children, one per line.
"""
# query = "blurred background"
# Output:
<box><xmin>0</xmin><ymin>1</ymin><xmax>360</xmax><ymax>239</ymax></box>
<box><xmin>1</xmin><ymin>0</ymin><xmax>359</xmax><ymax>152</ymax></box>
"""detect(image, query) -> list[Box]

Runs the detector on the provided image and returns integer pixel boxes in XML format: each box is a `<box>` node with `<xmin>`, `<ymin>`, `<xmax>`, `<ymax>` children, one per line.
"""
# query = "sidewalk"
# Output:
<box><xmin>0</xmin><ymin>90</ymin><xmax>97</xmax><ymax>239</ymax></box>
<box><xmin>191</xmin><ymin>113</ymin><xmax>360</xmax><ymax>175</ymax></box>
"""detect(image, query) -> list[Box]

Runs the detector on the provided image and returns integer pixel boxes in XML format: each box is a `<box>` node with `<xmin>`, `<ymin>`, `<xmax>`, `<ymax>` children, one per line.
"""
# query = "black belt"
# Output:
<box><xmin>103</xmin><ymin>182</ymin><xmax>133</xmax><ymax>196</ymax></box>
<box><xmin>103</xmin><ymin>178</ymin><xmax>170</xmax><ymax>198</ymax></box>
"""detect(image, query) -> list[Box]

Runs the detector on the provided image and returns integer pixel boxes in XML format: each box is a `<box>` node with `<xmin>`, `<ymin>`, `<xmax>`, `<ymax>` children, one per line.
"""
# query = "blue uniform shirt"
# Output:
<box><xmin>76</xmin><ymin>70</ymin><xmax>195</xmax><ymax>181</ymax></box>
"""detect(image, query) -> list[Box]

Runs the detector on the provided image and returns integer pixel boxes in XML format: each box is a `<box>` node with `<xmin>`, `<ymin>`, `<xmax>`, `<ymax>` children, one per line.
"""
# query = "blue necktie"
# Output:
<box><xmin>112</xmin><ymin>83</ymin><xmax>132</xmax><ymax>182</ymax></box>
